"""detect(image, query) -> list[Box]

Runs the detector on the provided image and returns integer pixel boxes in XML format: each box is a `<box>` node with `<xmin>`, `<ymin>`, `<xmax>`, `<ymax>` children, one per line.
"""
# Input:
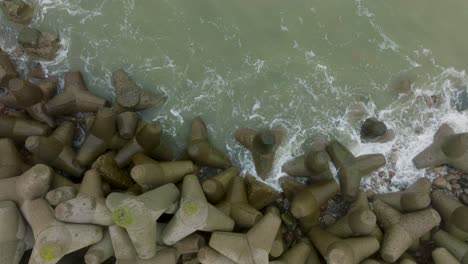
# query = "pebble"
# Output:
<box><xmin>445</xmin><ymin>174</ymin><xmax>461</xmax><ymax>182</ymax></box>
<box><xmin>459</xmin><ymin>176</ymin><xmax>468</xmax><ymax>189</ymax></box>
<box><xmin>432</xmin><ymin>176</ymin><xmax>452</xmax><ymax>191</ymax></box>
<box><xmin>322</xmin><ymin>214</ymin><xmax>336</xmax><ymax>226</ymax></box>
<box><xmin>451</xmin><ymin>183</ymin><xmax>461</xmax><ymax>190</ymax></box>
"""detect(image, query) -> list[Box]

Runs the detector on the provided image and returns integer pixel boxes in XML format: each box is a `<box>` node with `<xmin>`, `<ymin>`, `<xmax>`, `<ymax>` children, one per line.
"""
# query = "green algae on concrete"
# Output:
<box><xmin>106</xmin><ymin>183</ymin><xmax>180</xmax><ymax>259</ymax></box>
<box><xmin>161</xmin><ymin>174</ymin><xmax>235</xmax><ymax>245</ymax></box>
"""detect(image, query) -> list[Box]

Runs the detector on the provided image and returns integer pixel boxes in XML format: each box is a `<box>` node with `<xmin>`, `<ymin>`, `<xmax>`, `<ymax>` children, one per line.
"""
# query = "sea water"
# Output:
<box><xmin>2</xmin><ymin>0</ymin><xmax>468</xmax><ymax>192</ymax></box>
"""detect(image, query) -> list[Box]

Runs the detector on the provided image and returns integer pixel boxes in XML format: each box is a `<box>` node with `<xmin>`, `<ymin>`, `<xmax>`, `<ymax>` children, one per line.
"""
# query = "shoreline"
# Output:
<box><xmin>2</xmin><ymin>2</ymin><xmax>468</xmax><ymax>264</ymax></box>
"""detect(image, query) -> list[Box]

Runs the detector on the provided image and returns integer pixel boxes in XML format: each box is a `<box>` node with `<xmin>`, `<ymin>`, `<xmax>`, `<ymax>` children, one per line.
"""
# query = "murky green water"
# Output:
<box><xmin>2</xmin><ymin>0</ymin><xmax>468</xmax><ymax>190</ymax></box>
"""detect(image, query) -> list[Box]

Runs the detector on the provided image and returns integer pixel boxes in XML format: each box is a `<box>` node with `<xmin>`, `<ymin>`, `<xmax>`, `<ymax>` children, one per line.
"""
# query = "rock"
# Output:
<box><xmin>0</xmin><ymin>0</ymin><xmax>34</xmax><ymax>24</ymax></box>
<box><xmin>29</xmin><ymin>62</ymin><xmax>46</xmax><ymax>79</ymax></box>
<box><xmin>0</xmin><ymin>48</ymin><xmax>18</xmax><ymax>87</ymax></box>
<box><xmin>360</xmin><ymin>117</ymin><xmax>387</xmax><ymax>141</ymax></box>
<box><xmin>92</xmin><ymin>152</ymin><xmax>133</xmax><ymax>189</ymax></box>
<box><xmin>452</xmin><ymin>183</ymin><xmax>461</xmax><ymax>190</ymax></box>
<box><xmin>446</xmin><ymin>174</ymin><xmax>461</xmax><ymax>182</ymax></box>
<box><xmin>112</xmin><ymin>69</ymin><xmax>166</xmax><ymax>112</ymax></box>
<box><xmin>17</xmin><ymin>27</ymin><xmax>60</xmax><ymax>60</ymax></box>
<box><xmin>433</xmin><ymin>176</ymin><xmax>452</xmax><ymax>191</ymax></box>
<box><xmin>322</xmin><ymin>213</ymin><xmax>336</xmax><ymax>226</ymax></box>
<box><xmin>459</xmin><ymin>175</ymin><xmax>468</xmax><ymax>189</ymax></box>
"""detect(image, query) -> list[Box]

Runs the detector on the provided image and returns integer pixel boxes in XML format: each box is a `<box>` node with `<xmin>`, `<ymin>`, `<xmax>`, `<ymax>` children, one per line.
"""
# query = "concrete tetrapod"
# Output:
<box><xmin>373</xmin><ymin>178</ymin><xmax>432</xmax><ymax>212</ymax></box>
<box><xmin>0</xmin><ymin>48</ymin><xmax>17</xmax><ymax>86</ymax></box>
<box><xmin>109</xmin><ymin>225</ymin><xmax>179</xmax><ymax>264</ymax></box>
<box><xmin>270</xmin><ymin>226</ymin><xmax>286</xmax><ymax>258</ymax></box>
<box><xmin>174</xmin><ymin>233</ymin><xmax>206</xmax><ymax>256</ymax></box>
<box><xmin>106</xmin><ymin>183</ymin><xmax>180</xmax><ymax>259</ymax></box>
<box><xmin>0</xmin><ymin>78</ymin><xmax>38</xmax><ymax>108</ymax></box>
<box><xmin>117</xmin><ymin>111</ymin><xmax>138</xmax><ymax>139</ymax></box>
<box><xmin>0</xmin><ymin>137</ymin><xmax>28</xmax><ymax>179</ymax></box>
<box><xmin>431</xmin><ymin>189</ymin><xmax>468</xmax><ymax>241</ymax></box>
<box><xmin>113</xmin><ymin>121</ymin><xmax>162</xmax><ymax>167</ymax></box>
<box><xmin>131</xmin><ymin>153</ymin><xmax>196</xmax><ymax>191</ymax></box>
<box><xmin>234</xmin><ymin>128</ymin><xmax>284</xmax><ymax>179</ymax></box>
<box><xmin>0</xmin><ymin>201</ymin><xmax>28</xmax><ymax>264</ymax></box>
<box><xmin>244</xmin><ymin>174</ymin><xmax>281</xmax><ymax>210</ymax></box>
<box><xmin>307</xmin><ymin>225</ymin><xmax>380</xmax><ymax>264</ymax></box>
<box><xmin>2</xmin><ymin>78</ymin><xmax>55</xmax><ymax>126</ymax></box>
<box><xmin>432</xmin><ymin>230</ymin><xmax>468</xmax><ymax>264</ymax></box>
<box><xmin>326</xmin><ymin>191</ymin><xmax>377</xmax><ymax>237</ymax></box>
<box><xmin>187</xmin><ymin>117</ymin><xmax>231</xmax><ymax>169</ymax></box>
<box><xmin>0</xmin><ymin>164</ymin><xmax>53</xmax><ymax>205</ymax></box>
<box><xmin>290</xmin><ymin>180</ymin><xmax>339</xmax><ymax>222</ymax></box>
<box><xmin>372</xmin><ymin>199</ymin><xmax>441</xmax><ymax>262</ymax></box>
<box><xmin>112</xmin><ymin>69</ymin><xmax>167</xmax><ymax>112</ymax></box>
<box><xmin>85</xmin><ymin>229</ymin><xmax>114</xmax><ymax>264</ymax></box>
<box><xmin>360</xmin><ymin>260</ymin><xmax>390</xmax><ymax>264</ymax></box>
<box><xmin>45</xmin><ymin>71</ymin><xmax>107</xmax><ymax>115</ymax></box>
<box><xmin>76</xmin><ymin>108</ymin><xmax>116</xmax><ymax>166</ymax></box>
<box><xmin>26</xmin><ymin>121</ymin><xmax>85</xmax><ymax>178</ymax></box>
<box><xmin>55</xmin><ymin>170</ymin><xmax>113</xmax><ymax>225</ymax></box>
<box><xmin>413</xmin><ymin>123</ymin><xmax>468</xmax><ymax>173</ymax></box>
<box><xmin>270</xmin><ymin>239</ymin><xmax>315</xmax><ymax>264</ymax></box>
<box><xmin>208</xmin><ymin>211</ymin><xmax>282</xmax><ymax>264</ymax></box>
<box><xmin>326</xmin><ymin>140</ymin><xmax>386</xmax><ymax>201</ymax></box>
<box><xmin>46</xmin><ymin>186</ymin><xmax>77</xmax><ymax>206</ymax></box>
<box><xmin>162</xmin><ymin>174</ymin><xmax>235</xmax><ymax>245</ymax></box>
<box><xmin>279</xmin><ymin>176</ymin><xmax>308</xmax><ymax>201</ymax></box>
<box><xmin>198</xmin><ymin>246</ymin><xmax>236</xmax><ymax>264</ymax></box>
<box><xmin>264</xmin><ymin>206</ymin><xmax>285</xmax><ymax>258</ymax></box>
<box><xmin>216</xmin><ymin>176</ymin><xmax>263</xmax><ymax>229</ymax></box>
<box><xmin>282</xmin><ymin>137</ymin><xmax>333</xmax><ymax>181</ymax></box>
<box><xmin>202</xmin><ymin>167</ymin><xmax>238</xmax><ymax>203</ymax></box>
<box><xmin>0</xmin><ymin>114</ymin><xmax>50</xmax><ymax>142</ymax></box>
<box><xmin>432</xmin><ymin>247</ymin><xmax>460</xmax><ymax>264</ymax></box>
<box><xmin>21</xmin><ymin>198</ymin><xmax>103</xmax><ymax>264</ymax></box>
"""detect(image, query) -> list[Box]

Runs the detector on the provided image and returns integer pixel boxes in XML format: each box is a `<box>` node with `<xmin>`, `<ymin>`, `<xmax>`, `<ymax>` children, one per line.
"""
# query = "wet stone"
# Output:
<box><xmin>459</xmin><ymin>175</ymin><xmax>468</xmax><ymax>189</ymax></box>
<box><xmin>360</xmin><ymin>117</ymin><xmax>387</xmax><ymax>141</ymax></box>
<box><xmin>322</xmin><ymin>213</ymin><xmax>336</xmax><ymax>226</ymax></box>
<box><xmin>433</xmin><ymin>176</ymin><xmax>452</xmax><ymax>191</ymax></box>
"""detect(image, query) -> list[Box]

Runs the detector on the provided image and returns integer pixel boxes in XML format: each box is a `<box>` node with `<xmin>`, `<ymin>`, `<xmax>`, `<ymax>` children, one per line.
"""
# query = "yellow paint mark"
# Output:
<box><xmin>183</xmin><ymin>201</ymin><xmax>199</xmax><ymax>216</ymax></box>
<box><xmin>112</xmin><ymin>207</ymin><xmax>133</xmax><ymax>227</ymax></box>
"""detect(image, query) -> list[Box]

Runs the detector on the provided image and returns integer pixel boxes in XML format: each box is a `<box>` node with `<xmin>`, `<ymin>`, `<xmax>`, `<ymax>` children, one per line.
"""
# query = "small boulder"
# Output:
<box><xmin>360</xmin><ymin>117</ymin><xmax>387</xmax><ymax>141</ymax></box>
<box><xmin>0</xmin><ymin>0</ymin><xmax>34</xmax><ymax>24</ymax></box>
